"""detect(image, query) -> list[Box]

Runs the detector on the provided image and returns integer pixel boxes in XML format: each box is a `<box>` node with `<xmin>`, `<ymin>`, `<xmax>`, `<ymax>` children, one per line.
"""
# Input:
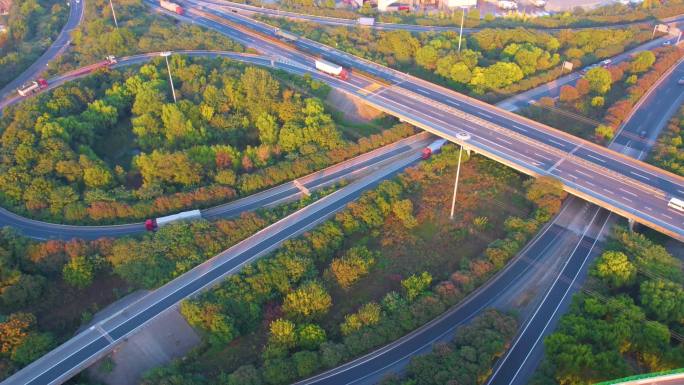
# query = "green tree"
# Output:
<box><xmin>469</xmin><ymin>62</ymin><xmax>524</xmax><ymax>91</ymax></box>
<box><xmin>329</xmin><ymin>246</ymin><xmax>376</xmax><ymax>289</ymax></box>
<box><xmin>225</xmin><ymin>365</ymin><xmax>263</xmax><ymax>385</ymax></box>
<box><xmin>415</xmin><ymin>45</ymin><xmax>439</xmax><ymax>70</ymax></box>
<box><xmin>283</xmin><ymin>281</ymin><xmax>332</xmax><ymax>321</ymax></box>
<box><xmin>586</xmin><ymin>67</ymin><xmax>612</xmax><ymax>94</ymax></box>
<box><xmin>269</xmin><ymin>318</ymin><xmax>297</xmax><ymax>348</ymax></box>
<box><xmin>292</xmin><ymin>350</ymin><xmax>320</xmax><ymax>377</ymax></box>
<box><xmin>595</xmin><ymin>124</ymin><xmax>615</xmax><ymax>141</ymax></box>
<box><xmin>449</xmin><ymin>62</ymin><xmax>472</xmax><ymax>84</ymax></box>
<box><xmin>401</xmin><ymin>272</ymin><xmax>432</xmax><ymax>302</ymax></box>
<box><xmin>256</xmin><ymin>113</ymin><xmax>280</xmax><ymax>145</ymax></box>
<box><xmin>296</xmin><ymin>323</ymin><xmax>326</xmax><ymax>350</ymax></box>
<box><xmin>630</xmin><ymin>51</ymin><xmax>656</xmax><ymax>74</ymax></box>
<box><xmin>10</xmin><ymin>332</ymin><xmax>54</xmax><ymax>365</ymax></box>
<box><xmin>240</xmin><ymin>67</ymin><xmax>280</xmax><ymax>118</ymax></box>
<box><xmin>640</xmin><ymin>279</ymin><xmax>684</xmax><ymax>323</ymax></box>
<box><xmin>593</xmin><ymin>251</ymin><xmax>636</xmax><ymax>289</ymax></box>
<box><xmin>180</xmin><ymin>300</ymin><xmax>237</xmax><ymax>346</ymax></box>
<box><xmin>62</xmin><ymin>256</ymin><xmax>94</xmax><ymax>289</ymax></box>
<box><xmin>391</xmin><ymin>199</ymin><xmax>417</xmax><ymax>229</ymax></box>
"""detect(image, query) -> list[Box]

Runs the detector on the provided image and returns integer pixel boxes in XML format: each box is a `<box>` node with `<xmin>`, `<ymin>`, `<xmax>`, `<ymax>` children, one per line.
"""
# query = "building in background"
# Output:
<box><xmin>443</xmin><ymin>0</ymin><xmax>477</xmax><ymax>7</ymax></box>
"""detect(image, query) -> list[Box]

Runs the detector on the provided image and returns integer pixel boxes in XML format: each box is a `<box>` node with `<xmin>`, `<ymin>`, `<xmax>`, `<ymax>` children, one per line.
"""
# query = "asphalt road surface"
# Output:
<box><xmin>298</xmin><ymin>32</ymin><xmax>684</xmax><ymax>385</ymax></box>
<box><xmin>200</xmin><ymin>0</ymin><xmax>682</xmax><ymax>33</ymax></box>
<box><xmin>175</xmin><ymin>2</ymin><xmax>684</xmax><ymax>241</ymax></box>
<box><xmin>0</xmin><ymin>0</ymin><xmax>84</xmax><ymax>100</ymax></box>
<box><xmin>0</xmin><ymin>135</ymin><xmax>424</xmax><ymax>385</ymax></box>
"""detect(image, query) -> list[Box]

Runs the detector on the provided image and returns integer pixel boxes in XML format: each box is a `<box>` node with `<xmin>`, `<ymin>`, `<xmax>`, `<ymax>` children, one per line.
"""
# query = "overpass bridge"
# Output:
<box><xmin>185</xmin><ymin>1</ymin><xmax>684</xmax><ymax>241</ymax></box>
<box><xmin>2</xmin><ymin>5</ymin><xmax>684</xmax><ymax>384</ymax></box>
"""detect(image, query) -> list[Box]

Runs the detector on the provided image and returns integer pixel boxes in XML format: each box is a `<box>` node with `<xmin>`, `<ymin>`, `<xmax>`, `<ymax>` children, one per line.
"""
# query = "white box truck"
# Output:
<box><xmin>314</xmin><ymin>59</ymin><xmax>350</xmax><ymax>80</ymax></box>
<box><xmin>357</xmin><ymin>17</ymin><xmax>375</xmax><ymax>26</ymax></box>
<box><xmin>145</xmin><ymin>209</ymin><xmax>202</xmax><ymax>231</ymax></box>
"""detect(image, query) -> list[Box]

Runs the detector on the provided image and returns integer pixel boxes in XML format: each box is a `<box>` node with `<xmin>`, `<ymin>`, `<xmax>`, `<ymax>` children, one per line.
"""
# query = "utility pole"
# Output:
<box><xmin>457</xmin><ymin>7</ymin><xmax>466</xmax><ymax>54</ymax></box>
<box><xmin>449</xmin><ymin>145</ymin><xmax>463</xmax><ymax>220</ymax></box>
<box><xmin>160</xmin><ymin>51</ymin><xmax>177</xmax><ymax>103</ymax></box>
<box><xmin>108</xmin><ymin>0</ymin><xmax>119</xmax><ymax>29</ymax></box>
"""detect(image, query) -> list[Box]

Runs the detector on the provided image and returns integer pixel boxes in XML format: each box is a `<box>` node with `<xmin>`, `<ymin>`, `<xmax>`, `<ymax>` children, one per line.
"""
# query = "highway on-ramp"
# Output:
<box><xmin>0</xmin><ymin>50</ymin><xmax>433</xmax><ymax>240</ymax></box>
<box><xmin>0</xmin><ymin>0</ymin><xmax>84</xmax><ymax>100</ymax></box>
<box><xmin>0</xmin><ymin>127</ymin><xmax>425</xmax><ymax>385</ymax></box>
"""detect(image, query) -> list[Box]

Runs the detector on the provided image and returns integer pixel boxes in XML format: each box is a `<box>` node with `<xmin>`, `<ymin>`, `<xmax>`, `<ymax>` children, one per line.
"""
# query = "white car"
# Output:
<box><xmin>678</xmin><ymin>77</ymin><xmax>684</xmax><ymax>85</ymax></box>
<box><xmin>456</xmin><ymin>132</ymin><xmax>471</xmax><ymax>141</ymax></box>
<box><xmin>663</xmin><ymin>40</ymin><xmax>672</xmax><ymax>46</ymax></box>
<box><xmin>601</xmin><ymin>59</ymin><xmax>612</xmax><ymax>67</ymax></box>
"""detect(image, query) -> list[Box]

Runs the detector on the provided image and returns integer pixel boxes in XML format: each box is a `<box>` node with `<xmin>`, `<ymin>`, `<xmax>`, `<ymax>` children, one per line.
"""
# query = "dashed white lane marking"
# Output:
<box><xmin>586</xmin><ymin>154</ymin><xmax>606</xmax><ymax>163</ymax></box>
<box><xmin>619</xmin><ymin>188</ymin><xmax>638</xmax><ymax>197</ymax></box>
<box><xmin>663</xmin><ymin>213</ymin><xmax>673</xmax><ymax>220</ymax></box>
<box><xmin>575</xmin><ymin>169</ymin><xmax>594</xmax><ymax>179</ymax></box>
<box><xmin>630</xmin><ymin>171</ymin><xmax>650</xmax><ymax>180</ymax></box>
<box><xmin>549</xmin><ymin>139</ymin><xmax>566</xmax><ymax>147</ymax></box>
<box><xmin>478</xmin><ymin>111</ymin><xmax>493</xmax><ymax>119</ymax></box>
<box><xmin>534</xmin><ymin>152</ymin><xmax>554</xmax><ymax>162</ymax></box>
<box><xmin>602</xmin><ymin>188</ymin><xmax>614</xmax><ymax>195</ymax></box>
<box><xmin>416</xmin><ymin>88</ymin><xmax>430</xmax><ymax>95</ymax></box>
<box><xmin>513</xmin><ymin>125</ymin><xmax>528</xmax><ymax>132</ymax></box>
<box><xmin>585</xmin><ymin>181</ymin><xmax>596</xmax><ymax>187</ymax></box>
<box><xmin>645</xmin><ymin>206</ymin><xmax>653</xmax><ymax>211</ymax></box>
<box><xmin>622</xmin><ymin>196</ymin><xmax>633</xmax><ymax>203</ymax></box>
<box><xmin>497</xmin><ymin>137</ymin><xmax>513</xmax><ymax>145</ymax></box>
<box><xmin>678</xmin><ymin>190</ymin><xmax>684</xmax><ymax>195</ymax></box>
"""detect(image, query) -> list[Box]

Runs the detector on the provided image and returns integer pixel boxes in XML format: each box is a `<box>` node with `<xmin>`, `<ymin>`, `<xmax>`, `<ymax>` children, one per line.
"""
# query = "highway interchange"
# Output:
<box><xmin>1</xmin><ymin>2</ymin><xmax>684</xmax><ymax>385</ymax></box>
<box><xmin>0</xmin><ymin>0</ymin><xmax>84</xmax><ymax>99</ymax></box>
<box><xmin>175</xmin><ymin>0</ymin><xmax>684</xmax><ymax>241</ymax></box>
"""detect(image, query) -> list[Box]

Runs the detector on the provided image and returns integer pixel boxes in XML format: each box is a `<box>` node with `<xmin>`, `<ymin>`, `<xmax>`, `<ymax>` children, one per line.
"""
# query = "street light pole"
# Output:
<box><xmin>449</xmin><ymin>145</ymin><xmax>463</xmax><ymax>220</ymax></box>
<box><xmin>108</xmin><ymin>0</ymin><xmax>119</xmax><ymax>29</ymax></box>
<box><xmin>457</xmin><ymin>7</ymin><xmax>466</xmax><ymax>54</ymax></box>
<box><xmin>161</xmin><ymin>52</ymin><xmax>177</xmax><ymax>103</ymax></box>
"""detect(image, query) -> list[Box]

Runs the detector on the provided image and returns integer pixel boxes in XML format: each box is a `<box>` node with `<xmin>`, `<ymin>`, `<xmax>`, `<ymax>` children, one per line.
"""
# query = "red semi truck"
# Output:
<box><xmin>421</xmin><ymin>139</ymin><xmax>448</xmax><ymax>159</ymax></box>
<box><xmin>145</xmin><ymin>209</ymin><xmax>202</xmax><ymax>231</ymax></box>
<box><xmin>160</xmin><ymin>0</ymin><xmax>184</xmax><ymax>15</ymax></box>
<box><xmin>68</xmin><ymin>55</ymin><xmax>118</xmax><ymax>77</ymax></box>
<box><xmin>314</xmin><ymin>59</ymin><xmax>350</xmax><ymax>81</ymax></box>
<box><xmin>17</xmin><ymin>78</ymin><xmax>48</xmax><ymax>96</ymax></box>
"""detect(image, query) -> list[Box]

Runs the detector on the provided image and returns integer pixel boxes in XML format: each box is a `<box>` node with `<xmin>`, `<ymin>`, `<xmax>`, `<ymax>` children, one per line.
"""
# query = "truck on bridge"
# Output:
<box><xmin>315</xmin><ymin>59</ymin><xmax>350</xmax><ymax>80</ymax></box>
<box><xmin>160</xmin><ymin>0</ymin><xmax>184</xmax><ymax>15</ymax></box>
<box><xmin>68</xmin><ymin>55</ymin><xmax>118</xmax><ymax>77</ymax></box>
<box><xmin>17</xmin><ymin>78</ymin><xmax>48</xmax><ymax>96</ymax></box>
<box><xmin>145</xmin><ymin>209</ymin><xmax>202</xmax><ymax>231</ymax></box>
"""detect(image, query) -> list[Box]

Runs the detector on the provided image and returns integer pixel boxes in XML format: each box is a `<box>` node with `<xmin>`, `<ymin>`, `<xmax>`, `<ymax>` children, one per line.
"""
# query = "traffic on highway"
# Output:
<box><xmin>1</xmin><ymin>1</ymin><xmax>684</xmax><ymax>385</ymax></box>
<box><xmin>165</xmin><ymin>1</ymin><xmax>684</xmax><ymax>241</ymax></box>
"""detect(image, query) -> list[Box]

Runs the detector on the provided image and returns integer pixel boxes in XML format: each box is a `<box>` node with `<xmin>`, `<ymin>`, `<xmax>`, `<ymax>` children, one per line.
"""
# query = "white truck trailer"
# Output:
<box><xmin>314</xmin><ymin>59</ymin><xmax>350</xmax><ymax>80</ymax></box>
<box><xmin>145</xmin><ymin>209</ymin><xmax>202</xmax><ymax>231</ymax></box>
<box><xmin>357</xmin><ymin>17</ymin><xmax>376</xmax><ymax>26</ymax></box>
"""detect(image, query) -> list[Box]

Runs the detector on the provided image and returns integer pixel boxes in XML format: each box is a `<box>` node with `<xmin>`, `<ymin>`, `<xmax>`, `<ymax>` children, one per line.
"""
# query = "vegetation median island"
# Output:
<box><xmin>0</xmin><ymin>56</ymin><xmax>414</xmax><ymax>224</ymax></box>
<box><xmin>0</xmin><ymin>184</ymin><xmax>339</xmax><ymax>381</ymax></box>
<box><xmin>651</xmin><ymin>105</ymin><xmax>684</xmax><ymax>176</ymax></box>
<box><xmin>135</xmin><ymin>148</ymin><xmax>568</xmax><ymax>385</ymax></box>
<box><xmin>0</xmin><ymin>0</ymin><xmax>68</xmax><ymax>89</ymax></box>
<box><xmin>522</xmin><ymin>45</ymin><xmax>684</xmax><ymax>143</ymax></box>
<box><xmin>531</xmin><ymin>228</ymin><xmax>684</xmax><ymax>385</ymax></box>
<box><xmin>259</xmin><ymin>18</ymin><xmax>653</xmax><ymax>103</ymax></box>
